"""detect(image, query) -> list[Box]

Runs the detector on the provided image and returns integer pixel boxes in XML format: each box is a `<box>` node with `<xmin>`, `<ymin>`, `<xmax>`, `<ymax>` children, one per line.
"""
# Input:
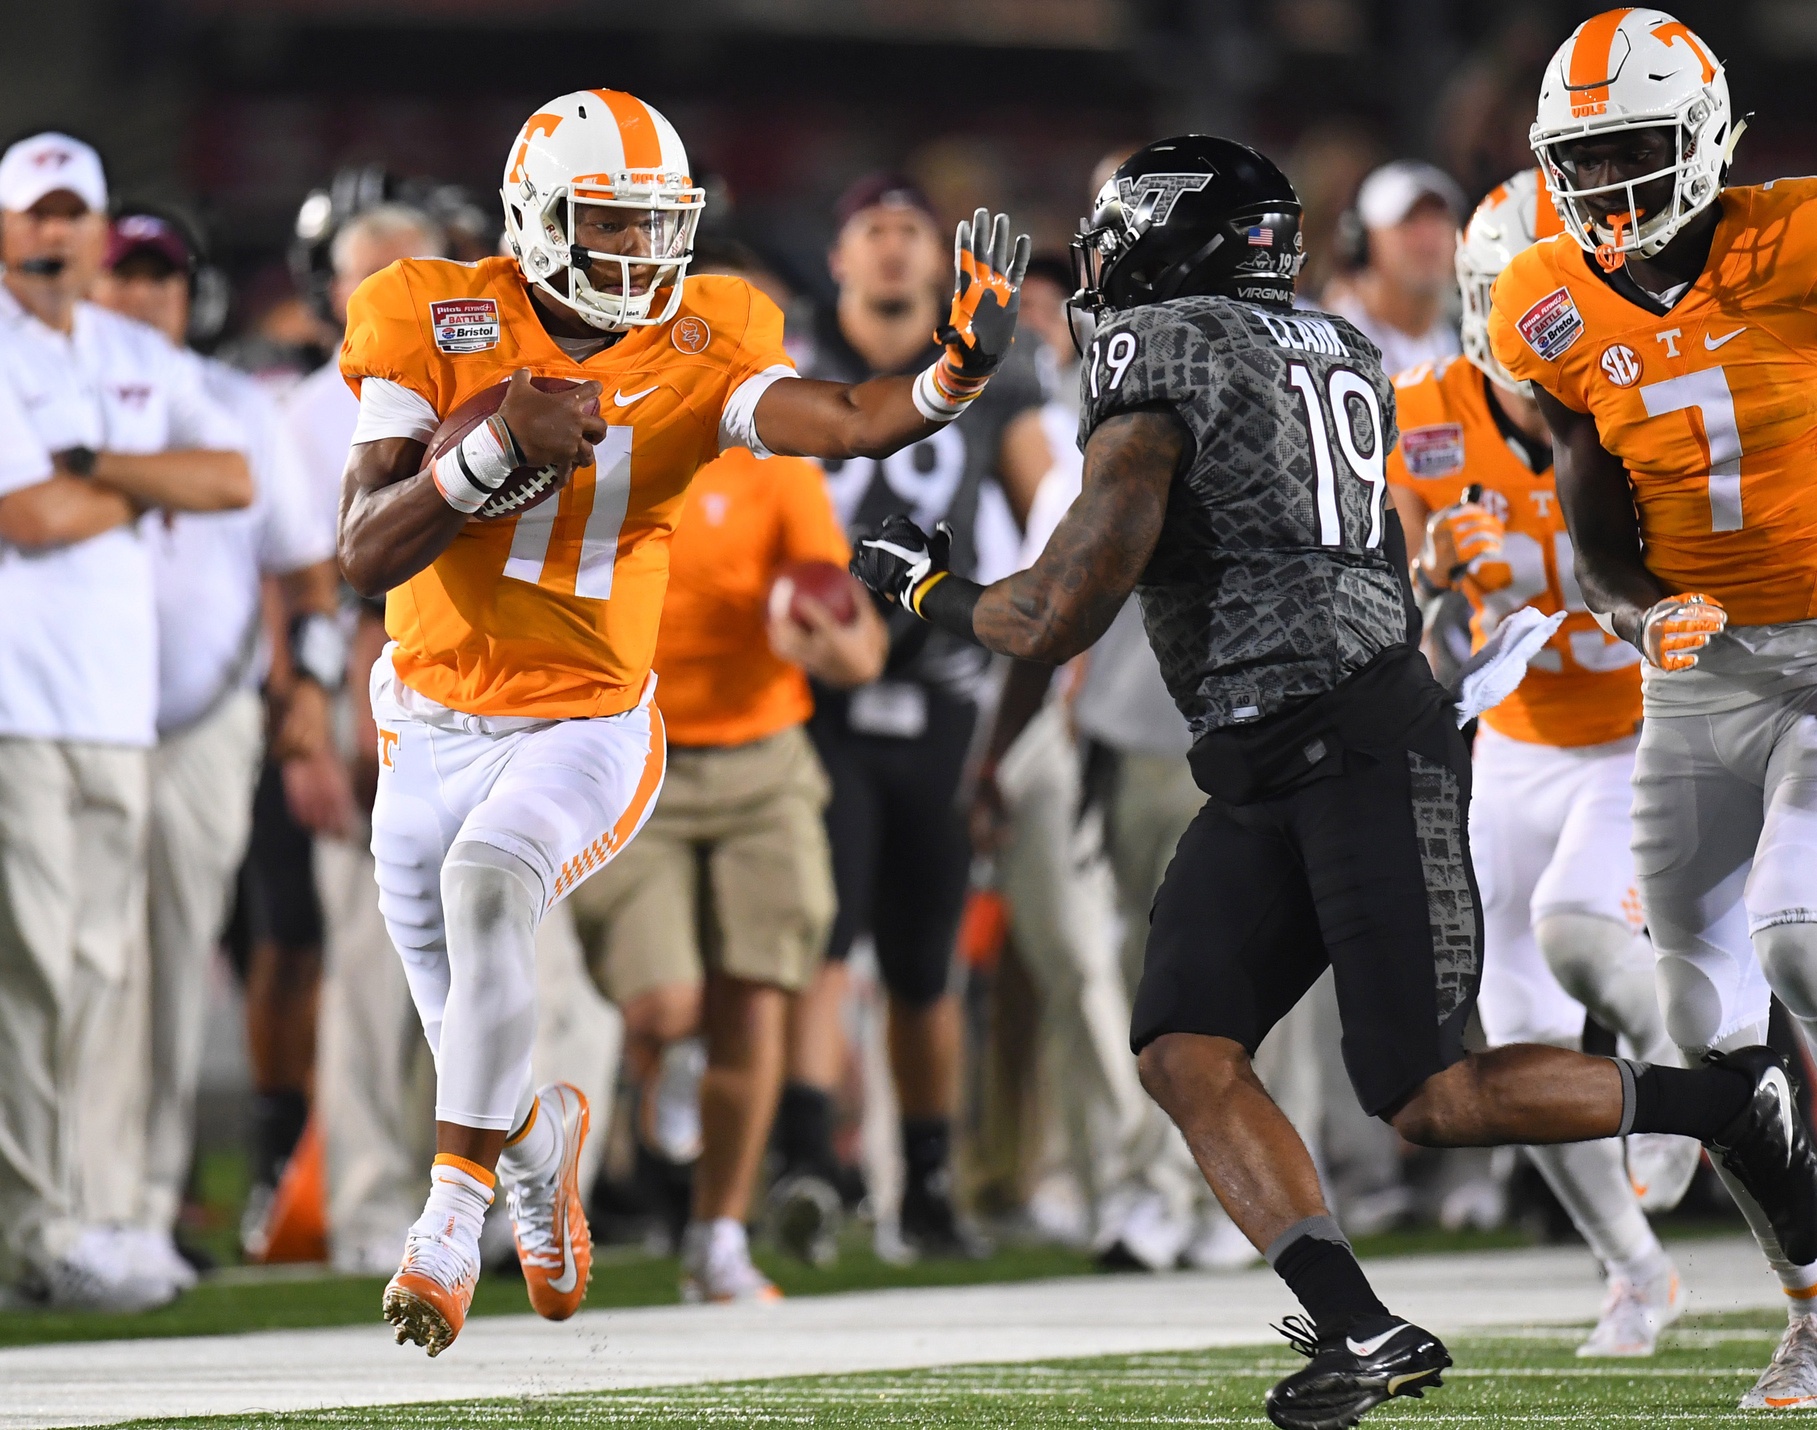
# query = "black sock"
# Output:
<box><xmin>1267</xmin><ymin>1218</ymin><xmax>1391</xmax><ymax>1340</ymax></box>
<box><xmin>252</xmin><ymin>1089</ymin><xmax>308</xmax><ymax>1187</ymax></box>
<box><xmin>901</xmin><ymin>1116</ymin><xmax>951</xmax><ymax>1198</ymax></box>
<box><xmin>776</xmin><ymin>1082</ymin><xmax>836</xmax><ymax>1178</ymax></box>
<box><xmin>1616</xmin><ymin>1059</ymin><xmax>1753</xmax><ymax>1140</ymax></box>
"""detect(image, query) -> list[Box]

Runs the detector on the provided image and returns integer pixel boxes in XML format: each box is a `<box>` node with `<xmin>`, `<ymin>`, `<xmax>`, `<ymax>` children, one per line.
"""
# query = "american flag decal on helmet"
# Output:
<box><xmin>1246</xmin><ymin>226</ymin><xmax>1274</xmax><ymax>245</ymax></box>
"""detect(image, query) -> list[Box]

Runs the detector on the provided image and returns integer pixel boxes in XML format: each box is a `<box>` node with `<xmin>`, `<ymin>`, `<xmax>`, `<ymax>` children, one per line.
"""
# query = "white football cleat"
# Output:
<box><xmin>1180</xmin><ymin>1211</ymin><xmax>1262</xmax><ymax>1271</ymax></box>
<box><xmin>681</xmin><ymin>1220</ymin><xmax>781</xmax><ymax>1304</ymax></box>
<box><xmin>111</xmin><ymin>1227</ymin><xmax>199</xmax><ymax>1293</ymax></box>
<box><xmin>28</xmin><ymin>1227</ymin><xmax>177</xmax><ymax>1312</ymax></box>
<box><xmin>1626</xmin><ymin>1133</ymin><xmax>1702</xmax><ymax>1213</ymax></box>
<box><xmin>1576</xmin><ymin>1265</ymin><xmax>1683</xmax><ymax>1357</ymax></box>
<box><xmin>1741</xmin><ymin>1315</ymin><xmax>1817</xmax><ymax>1410</ymax></box>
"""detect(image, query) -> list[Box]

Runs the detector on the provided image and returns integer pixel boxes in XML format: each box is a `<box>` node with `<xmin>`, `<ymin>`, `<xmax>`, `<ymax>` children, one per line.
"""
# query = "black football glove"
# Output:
<box><xmin>851</xmin><ymin>516</ymin><xmax>953</xmax><ymax>609</ymax></box>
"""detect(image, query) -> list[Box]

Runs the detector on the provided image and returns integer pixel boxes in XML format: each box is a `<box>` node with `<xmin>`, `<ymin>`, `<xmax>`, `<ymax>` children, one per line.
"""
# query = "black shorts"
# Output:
<box><xmin>1132</xmin><ymin>669</ymin><xmax>1481</xmax><ymax>1118</ymax></box>
<box><xmin>808</xmin><ymin>683</ymin><xmax>976</xmax><ymax>1008</ymax></box>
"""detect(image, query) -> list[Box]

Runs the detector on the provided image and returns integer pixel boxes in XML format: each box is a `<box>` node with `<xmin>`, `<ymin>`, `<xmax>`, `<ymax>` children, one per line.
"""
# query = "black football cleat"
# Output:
<box><xmin>1265</xmin><ymin>1314</ymin><xmax>1451</xmax><ymax>1430</ymax></box>
<box><xmin>1705</xmin><ymin>1046</ymin><xmax>1817</xmax><ymax>1266</ymax></box>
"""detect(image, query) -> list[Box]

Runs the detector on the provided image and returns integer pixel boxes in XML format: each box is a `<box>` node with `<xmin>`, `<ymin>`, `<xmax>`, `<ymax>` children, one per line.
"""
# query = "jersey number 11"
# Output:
<box><xmin>1287</xmin><ymin>362</ymin><xmax>1386</xmax><ymax>549</ymax></box>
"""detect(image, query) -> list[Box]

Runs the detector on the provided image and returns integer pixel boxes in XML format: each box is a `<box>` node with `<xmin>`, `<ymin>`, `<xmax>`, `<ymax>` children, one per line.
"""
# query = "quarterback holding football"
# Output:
<box><xmin>334</xmin><ymin>88</ymin><xmax>1029</xmax><ymax>1355</ymax></box>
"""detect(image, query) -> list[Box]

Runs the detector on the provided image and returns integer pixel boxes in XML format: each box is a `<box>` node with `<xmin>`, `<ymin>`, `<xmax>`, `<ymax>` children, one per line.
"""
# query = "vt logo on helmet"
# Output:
<box><xmin>1531</xmin><ymin>9</ymin><xmax>1743</xmax><ymax>268</ymax></box>
<box><xmin>1068</xmin><ymin>135</ymin><xmax>1304</xmax><ymax>350</ymax></box>
<box><xmin>500</xmin><ymin>90</ymin><xmax>704</xmax><ymax>331</ymax></box>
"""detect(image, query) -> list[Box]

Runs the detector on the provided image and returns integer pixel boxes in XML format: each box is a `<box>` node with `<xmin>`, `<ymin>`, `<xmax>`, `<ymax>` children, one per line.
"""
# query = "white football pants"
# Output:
<box><xmin>369</xmin><ymin>655</ymin><xmax>665</xmax><ymax>1132</ymax></box>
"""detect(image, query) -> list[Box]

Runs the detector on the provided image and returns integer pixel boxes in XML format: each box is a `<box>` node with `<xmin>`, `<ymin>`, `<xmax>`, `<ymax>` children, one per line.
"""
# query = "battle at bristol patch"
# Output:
<box><xmin>429</xmin><ymin>298</ymin><xmax>502</xmax><ymax>354</ymax></box>
<box><xmin>1398</xmin><ymin>423</ymin><xmax>1466</xmax><ymax>478</ymax></box>
<box><xmin>1515</xmin><ymin>287</ymin><xmax>1584</xmax><ymax>362</ymax></box>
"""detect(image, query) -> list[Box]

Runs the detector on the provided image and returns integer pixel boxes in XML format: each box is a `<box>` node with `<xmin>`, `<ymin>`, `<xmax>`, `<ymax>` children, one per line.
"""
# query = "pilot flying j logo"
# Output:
<box><xmin>429</xmin><ymin>298</ymin><xmax>502</xmax><ymax>354</ymax></box>
<box><xmin>1117</xmin><ymin>172</ymin><xmax>1213</xmax><ymax>226</ymax></box>
<box><xmin>1516</xmin><ymin>287</ymin><xmax>1584</xmax><ymax>362</ymax></box>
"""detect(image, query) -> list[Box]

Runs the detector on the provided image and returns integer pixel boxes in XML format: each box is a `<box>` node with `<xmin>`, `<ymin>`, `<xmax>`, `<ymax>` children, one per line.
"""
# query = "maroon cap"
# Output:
<box><xmin>107</xmin><ymin>212</ymin><xmax>193</xmax><ymax>273</ymax></box>
<box><xmin>833</xmin><ymin>172</ymin><xmax>938</xmax><ymax>232</ymax></box>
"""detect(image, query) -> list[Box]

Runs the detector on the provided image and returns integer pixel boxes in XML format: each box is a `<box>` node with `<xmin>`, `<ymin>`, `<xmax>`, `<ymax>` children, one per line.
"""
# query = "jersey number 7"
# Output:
<box><xmin>1287</xmin><ymin>362</ymin><xmax>1386</xmax><ymax>549</ymax></box>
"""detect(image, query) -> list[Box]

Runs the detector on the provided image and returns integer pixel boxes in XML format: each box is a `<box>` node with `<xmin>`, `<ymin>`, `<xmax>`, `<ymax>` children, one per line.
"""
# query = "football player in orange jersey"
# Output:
<box><xmin>1391</xmin><ymin>169</ymin><xmax>1695</xmax><ymax>1357</ymax></box>
<box><xmin>1489</xmin><ymin>9</ymin><xmax>1817</xmax><ymax>1406</ymax></box>
<box><xmin>333</xmin><ymin>90</ymin><xmax>1030</xmax><ymax>1355</ymax></box>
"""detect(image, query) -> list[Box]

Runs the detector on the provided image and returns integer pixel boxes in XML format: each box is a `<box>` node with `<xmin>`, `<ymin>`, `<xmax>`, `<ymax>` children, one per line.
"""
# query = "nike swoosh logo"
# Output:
<box><xmin>613</xmin><ymin>385</ymin><xmax>659</xmax><ymax>407</ymax></box>
<box><xmin>548</xmin><ymin>1212</ymin><xmax>578</xmax><ymax>1294</ymax></box>
<box><xmin>1705</xmin><ymin>327</ymin><xmax>1746</xmax><ymax>350</ymax></box>
<box><xmin>1762</xmin><ymin>1065</ymin><xmax>1795</xmax><ymax>1163</ymax></box>
<box><xmin>1347</xmin><ymin>1324</ymin><xmax>1405</xmax><ymax>1357</ymax></box>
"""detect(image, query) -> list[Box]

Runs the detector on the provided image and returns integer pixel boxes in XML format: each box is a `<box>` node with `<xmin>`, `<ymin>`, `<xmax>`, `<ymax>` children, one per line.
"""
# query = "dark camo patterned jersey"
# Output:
<box><xmin>1078</xmin><ymin>296</ymin><xmax>1407</xmax><ymax>739</ymax></box>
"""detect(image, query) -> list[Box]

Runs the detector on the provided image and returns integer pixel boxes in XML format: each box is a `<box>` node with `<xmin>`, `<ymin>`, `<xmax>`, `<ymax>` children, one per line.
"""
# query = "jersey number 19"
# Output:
<box><xmin>1287</xmin><ymin>362</ymin><xmax>1386</xmax><ymax>549</ymax></box>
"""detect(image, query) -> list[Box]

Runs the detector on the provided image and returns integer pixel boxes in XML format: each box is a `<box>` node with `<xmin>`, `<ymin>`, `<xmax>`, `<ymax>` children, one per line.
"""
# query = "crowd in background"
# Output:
<box><xmin>0</xmin><ymin>106</ymin><xmax>1732</xmax><ymax>1313</ymax></box>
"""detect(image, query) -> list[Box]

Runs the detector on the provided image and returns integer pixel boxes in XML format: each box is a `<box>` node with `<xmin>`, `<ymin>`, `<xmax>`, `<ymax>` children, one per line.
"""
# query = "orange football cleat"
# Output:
<box><xmin>383</xmin><ymin>1228</ymin><xmax>480</xmax><ymax>1357</ymax></box>
<box><xmin>508</xmin><ymin>1082</ymin><xmax>593</xmax><ymax>1320</ymax></box>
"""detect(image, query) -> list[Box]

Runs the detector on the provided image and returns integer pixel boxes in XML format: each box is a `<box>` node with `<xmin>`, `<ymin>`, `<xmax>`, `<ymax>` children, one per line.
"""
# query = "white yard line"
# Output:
<box><xmin>0</xmin><ymin>1235</ymin><xmax>1782</xmax><ymax>1429</ymax></box>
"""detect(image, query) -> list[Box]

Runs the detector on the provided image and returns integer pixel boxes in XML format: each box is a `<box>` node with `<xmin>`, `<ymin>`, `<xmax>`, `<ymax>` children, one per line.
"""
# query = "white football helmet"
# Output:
<box><xmin>1530</xmin><ymin>9</ymin><xmax>1739</xmax><ymax>265</ymax></box>
<box><xmin>1457</xmin><ymin>168</ymin><xmax>1564</xmax><ymax>395</ymax></box>
<box><xmin>500</xmin><ymin>90</ymin><xmax>704</xmax><ymax>331</ymax></box>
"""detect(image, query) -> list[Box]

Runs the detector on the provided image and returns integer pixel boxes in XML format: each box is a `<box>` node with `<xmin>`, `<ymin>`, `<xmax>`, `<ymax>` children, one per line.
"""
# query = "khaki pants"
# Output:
<box><xmin>0</xmin><ymin>736</ymin><xmax>148</xmax><ymax>1277</ymax></box>
<box><xmin>139</xmin><ymin>690</ymin><xmax>264</xmax><ymax>1232</ymax></box>
<box><xmin>572</xmin><ymin>725</ymin><xmax>835</xmax><ymax>999</ymax></box>
<box><xmin>994</xmin><ymin>705</ymin><xmax>1156</xmax><ymax>1217</ymax></box>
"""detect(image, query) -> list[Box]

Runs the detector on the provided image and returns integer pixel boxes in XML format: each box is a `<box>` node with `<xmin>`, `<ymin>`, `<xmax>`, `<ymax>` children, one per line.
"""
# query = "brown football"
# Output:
<box><xmin>767</xmin><ymin>559</ymin><xmax>861</xmax><ymax>630</ymax></box>
<box><xmin>424</xmin><ymin>376</ymin><xmax>600</xmax><ymax>521</ymax></box>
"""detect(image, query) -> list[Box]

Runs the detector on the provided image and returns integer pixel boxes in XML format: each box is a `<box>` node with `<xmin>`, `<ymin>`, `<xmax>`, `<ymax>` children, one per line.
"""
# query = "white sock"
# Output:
<box><xmin>414</xmin><ymin>1156</ymin><xmax>495</xmax><ymax>1244</ymax></box>
<box><xmin>498</xmin><ymin>1089</ymin><xmax>560</xmax><ymax>1188</ymax></box>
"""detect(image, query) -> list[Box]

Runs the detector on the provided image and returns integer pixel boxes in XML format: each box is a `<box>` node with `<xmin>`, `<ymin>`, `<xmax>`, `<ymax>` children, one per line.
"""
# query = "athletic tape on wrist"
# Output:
<box><xmin>431</xmin><ymin>414</ymin><xmax>520</xmax><ymax>515</ymax></box>
<box><xmin>912</xmin><ymin>359</ymin><xmax>989</xmax><ymax>423</ymax></box>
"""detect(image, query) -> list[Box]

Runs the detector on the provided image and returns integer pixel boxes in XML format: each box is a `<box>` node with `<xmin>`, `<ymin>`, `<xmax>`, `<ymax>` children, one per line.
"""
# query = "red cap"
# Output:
<box><xmin>833</xmin><ymin>172</ymin><xmax>937</xmax><ymax>232</ymax></box>
<box><xmin>107</xmin><ymin>212</ymin><xmax>193</xmax><ymax>273</ymax></box>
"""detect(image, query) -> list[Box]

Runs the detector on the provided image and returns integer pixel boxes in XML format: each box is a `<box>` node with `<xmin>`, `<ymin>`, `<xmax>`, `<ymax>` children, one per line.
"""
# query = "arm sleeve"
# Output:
<box><xmin>724</xmin><ymin>280</ymin><xmax>797</xmax><ymax>458</ymax></box>
<box><xmin>719</xmin><ymin>366</ymin><xmax>797</xmax><ymax>458</ymax></box>
<box><xmin>775</xmin><ymin>455</ymin><xmax>852</xmax><ymax>566</ymax></box>
<box><xmin>164</xmin><ymin>348</ymin><xmax>248</xmax><ymax>452</ymax></box>
<box><xmin>352</xmin><ymin>377</ymin><xmax>442</xmax><ymax>445</ymax></box>
<box><xmin>0</xmin><ymin>367</ymin><xmax>51</xmax><ymax>498</ymax></box>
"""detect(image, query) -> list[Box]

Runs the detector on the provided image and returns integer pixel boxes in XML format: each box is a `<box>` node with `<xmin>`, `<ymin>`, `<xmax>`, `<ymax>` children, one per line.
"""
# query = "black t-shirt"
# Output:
<box><xmin>801</xmin><ymin>308</ymin><xmax>1046</xmax><ymax>704</ymax></box>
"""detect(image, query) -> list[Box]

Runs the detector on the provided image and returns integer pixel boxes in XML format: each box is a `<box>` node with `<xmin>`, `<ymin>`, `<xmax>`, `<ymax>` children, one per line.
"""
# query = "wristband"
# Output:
<box><xmin>908</xmin><ymin>570</ymin><xmax>985</xmax><ymax>645</ymax></box>
<box><xmin>289</xmin><ymin>611</ymin><xmax>348</xmax><ymax>693</ymax></box>
<box><xmin>912</xmin><ymin>356</ymin><xmax>991</xmax><ymax>423</ymax></box>
<box><xmin>58</xmin><ymin>445</ymin><xmax>98</xmax><ymax>478</ymax></box>
<box><xmin>430</xmin><ymin>414</ymin><xmax>522</xmax><ymax>515</ymax></box>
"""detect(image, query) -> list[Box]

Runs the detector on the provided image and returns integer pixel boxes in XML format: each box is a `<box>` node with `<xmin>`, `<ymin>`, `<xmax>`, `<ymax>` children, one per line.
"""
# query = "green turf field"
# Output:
<box><xmin>100</xmin><ymin>1309</ymin><xmax>1792</xmax><ymax>1428</ymax></box>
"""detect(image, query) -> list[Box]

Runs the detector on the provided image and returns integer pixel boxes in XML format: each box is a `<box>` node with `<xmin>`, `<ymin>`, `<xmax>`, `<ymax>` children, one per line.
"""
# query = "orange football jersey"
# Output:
<box><xmin>341</xmin><ymin>256</ymin><xmax>793</xmax><ymax>718</ymax></box>
<box><xmin>653</xmin><ymin>446</ymin><xmax>849</xmax><ymax>749</ymax></box>
<box><xmin>1489</xmin><ymin>180</ymin><xmax>1817</xmax><ymax>627</ymax></box>
<box><xmin>1387</xmin><ymin>355</ymin><xmax>1642</xmax><ymax>747</ymax></box>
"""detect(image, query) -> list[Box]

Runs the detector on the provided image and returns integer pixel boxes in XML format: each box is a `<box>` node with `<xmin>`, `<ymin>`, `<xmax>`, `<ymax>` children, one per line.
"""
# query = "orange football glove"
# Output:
<box><xmin>924</xmin><ymin>209</ymin><xmax>1032</xmax><ymax>415</ymax></box>
<box><xmin>1419</xmin><ymin>501</ymin><xmax>1510</xmax><ymax>593</ymax></box>
<box><xmin>1639</xmin><ymin>593</ymin><xmax>1727</xmax><ymax>671</ymax></box>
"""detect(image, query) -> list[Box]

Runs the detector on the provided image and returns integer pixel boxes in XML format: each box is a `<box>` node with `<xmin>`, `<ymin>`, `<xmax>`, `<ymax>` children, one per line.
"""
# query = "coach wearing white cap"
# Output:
<box><xmin>1325</xmin><ymin>159</ymin><xmax>1467</xmax><ymax>377</ymax></box>
<box><xmin>0</xmin><ymin>132</ymin><xmax>251</xmax><ymax>1310</ymax></box>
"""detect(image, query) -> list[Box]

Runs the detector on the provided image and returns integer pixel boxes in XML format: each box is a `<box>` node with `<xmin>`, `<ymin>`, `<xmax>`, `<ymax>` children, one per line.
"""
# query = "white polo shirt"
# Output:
<box><xmin>282</xmin><ymin>357</ymin><xmax>360</xmax><ymax>542</ymax></box>
<box><xmin>0</xmin><ymin>288</ymin><xmax>244</xmax><ymax>747</ymax></box>
<box><xmin>151</xmin><ymin>354</ymin><xmax>335</xmax><ymax>735</ymax></box>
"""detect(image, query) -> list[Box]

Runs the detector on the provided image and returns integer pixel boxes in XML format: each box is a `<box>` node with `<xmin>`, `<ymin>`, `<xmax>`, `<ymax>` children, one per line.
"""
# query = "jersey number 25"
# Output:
<box><xmin>1287</xmin><ymin>363</ymin><xmax>1386</xmax><ymax>549</ymax></box>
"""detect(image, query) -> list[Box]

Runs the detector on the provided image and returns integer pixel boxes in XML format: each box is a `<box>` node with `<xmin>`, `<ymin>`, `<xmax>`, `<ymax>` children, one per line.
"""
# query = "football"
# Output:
<box><xmin>423</xmin><ymin>376</ymin><xmax>599</xmax><ymax>521</ymax></box>
<box><xmin>768</xmin><ymin>559</ymin><xmax>861</xmax><ymax>630</ymax></box>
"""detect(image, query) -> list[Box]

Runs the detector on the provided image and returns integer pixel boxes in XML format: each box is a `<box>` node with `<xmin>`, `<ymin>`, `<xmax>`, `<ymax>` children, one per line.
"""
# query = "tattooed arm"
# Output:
<box><xmin>851</xmin><ymin>410</ymin><xmax>1184</xmax><ymax>662</ymax></box>
<box><xmin>974</xmin><ymin>411</ymin><xmax>1183</xmax><ymax>661</ymax></box>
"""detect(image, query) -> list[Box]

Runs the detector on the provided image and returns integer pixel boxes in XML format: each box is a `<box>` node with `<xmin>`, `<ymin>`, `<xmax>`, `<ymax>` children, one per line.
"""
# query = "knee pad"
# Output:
<box><xmin>1756</xmin><ymin>921</ymin><xmax>1817</xmax><ymax>1023</ymax></box>
<box><xmin>1655</xmin><ymin>953</ymin><xmax>1728</xmax><ymax>1053</ymax></box>
<box><xmin>1533</xmin><ymin>912</ymin><xmax>1636</xmax><ymax>1009</ymax></box>
<box><xmin>442</xmin><ymin>841</ymin><xmax>542</xmax><ymax>960</ymax></box>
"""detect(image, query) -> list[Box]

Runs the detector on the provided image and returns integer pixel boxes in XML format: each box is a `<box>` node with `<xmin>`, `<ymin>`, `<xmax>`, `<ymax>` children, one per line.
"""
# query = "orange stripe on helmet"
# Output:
<box><xmin>1533</xmin><ymin>165</ymin><xmax>1565</xmax><ymax>239</ymax></box>
<box><xmin>1566</xmin><ymin>8</ymin><xmax>1633</xmax><ymax>118</ymax></box>
<box><xmin>590</xmin><ymin>90</ymin><xmax>664</xmax><ymax>171</ymax></box>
